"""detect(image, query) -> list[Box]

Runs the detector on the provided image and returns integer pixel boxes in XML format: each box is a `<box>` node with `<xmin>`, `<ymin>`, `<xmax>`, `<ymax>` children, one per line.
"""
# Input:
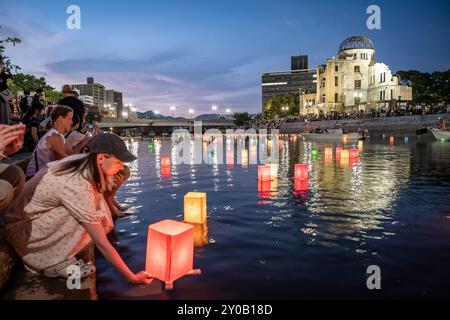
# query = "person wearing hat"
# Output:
<box><xmin>59</xmin><ymin>85</ymin><xmax>86</xmax><ymax>132</ymax></box>
<box><xmin>3</xmin><ymin>133</ymin><xmax>152</xmax><ymax>284</ymax></box>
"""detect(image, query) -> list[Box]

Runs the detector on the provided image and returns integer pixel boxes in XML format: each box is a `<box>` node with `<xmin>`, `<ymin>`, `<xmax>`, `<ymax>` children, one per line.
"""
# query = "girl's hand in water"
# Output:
<box><xmin>130</xmin><ymin>271</ymin><xmax>153</xmax><ymax>285</ymax></box>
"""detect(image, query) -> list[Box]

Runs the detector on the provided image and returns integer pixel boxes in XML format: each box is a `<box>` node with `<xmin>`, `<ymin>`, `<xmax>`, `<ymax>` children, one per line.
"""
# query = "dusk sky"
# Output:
<box><xmin>1</xmin><ymin>0</ymin><xmax>449</xmax><ymax>116</ymax></box>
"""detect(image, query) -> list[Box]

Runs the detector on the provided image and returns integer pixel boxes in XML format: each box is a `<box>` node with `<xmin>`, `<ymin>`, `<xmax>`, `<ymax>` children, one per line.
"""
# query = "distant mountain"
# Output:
<box><xmin>194</xmin><ymin>113</ymin><xmax>228</xmax><ymax>120</ymax></box>
<box><xmin>137</xmin><ymin>111</ymin><xmax>235</xmax><ymax>121</ymax></box>
<box><xmin>136</xmin><ymin>111</ymin><xmax>172</xmax><ymax>119</ymax></box>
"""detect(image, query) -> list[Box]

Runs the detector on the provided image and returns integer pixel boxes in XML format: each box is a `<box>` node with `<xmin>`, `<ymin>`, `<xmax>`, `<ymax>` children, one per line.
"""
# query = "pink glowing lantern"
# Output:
<box><xmin>390</xmin><ymin>136</ymin><xmax>394</xmax><ymax>145</ymax></box>
<box><xmin>146</xmin><ymin>219</ymin><xmax>201</xmax><ymax>290</ymax></box>
<box><xmin>349</xmin><ymin>148</ymin><xmax>359</xmax><ymax>159</ymax></box>
<box><xmin>161</xmin><ymin>155</ymin><xmax>171</xmax><ymax>167</ymax></box>
<box><xmin>294</xmin><ymin>163</ymin><xmax>308</xmax><ymax>180</ymax></box>
<box><xmin>336</xmin><ymin>147</ymin><xmax>342</xmax><ymax>159</ymax></box>
<box><xmin>258</xmin><ymin>165</ymin><xmax>272</xmax><ymax>182</ymax></box>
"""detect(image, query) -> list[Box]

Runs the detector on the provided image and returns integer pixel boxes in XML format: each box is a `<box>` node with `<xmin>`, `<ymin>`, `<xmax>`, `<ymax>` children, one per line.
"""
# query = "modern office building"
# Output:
<box><xmin>261</xmin><ymin>54</ymin><xmax>317</xmax><ymax>111</ymax></box>
<box><xmin>300</xmin><ymin>36</ymin><xmax>412</xmax><ymax>116</ymax></box>
<box><xmin>105</xmin><ymin>89</ymin><xmax>123</xmax><ymax>119</ymax></box>
<box><xmin>73</xmin><ymin>77</ymin><xmax>106</xmax><ymax>110</ymax></box>
<box><xmin>78</xmin><ymin>95</ymin><xmax>94</xmax><ymax>107</ymax></box>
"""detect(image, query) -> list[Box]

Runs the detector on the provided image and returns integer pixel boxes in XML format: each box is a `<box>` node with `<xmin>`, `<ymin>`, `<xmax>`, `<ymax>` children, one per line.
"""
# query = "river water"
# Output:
<box><xmin>95</xmin><ymin>134</ymin><xmax>450</xmax><ymax>299</ymax></box>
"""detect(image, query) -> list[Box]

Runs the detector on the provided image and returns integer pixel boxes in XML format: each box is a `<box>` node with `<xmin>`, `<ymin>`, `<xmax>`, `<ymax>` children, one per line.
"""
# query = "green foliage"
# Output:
<box><xmin>263</xmin><ymin>94</ymin><xmax>299</xmax><ymax>119</ymax></box>
<box><xmin>8</xmin><ymin>73</ymin><xmax>62</xmax><ymax>102</ymax></box>
<box><xmin>233</xmin><ymin>112</ymin><xmax>251</xmax><ymax>126</ymax></box>
<box><xmin>0</xmin><ymin>26</ymin><xmax>22</xmax><ymax>73</ymax></box>
<box><xmin>396</xmin><ymin>69</ymin><xmax>450</xmax><ymax>103</ymax></box>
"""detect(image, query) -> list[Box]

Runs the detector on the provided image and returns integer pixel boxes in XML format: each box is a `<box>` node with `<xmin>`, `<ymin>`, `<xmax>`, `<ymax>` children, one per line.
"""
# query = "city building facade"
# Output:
<box><xmin>73</xmin><ymin>77</ymin><xmax>106</xmax><ymax>111</ymax></box>
<box><xmin>300</xmin><ymin>36</ymin><xmax>412</xmax><ymax>116</ymax></box>
<box><xmin>262</xmin><ymin>54</ymin><xmax>317</xmax><ymax>111</ymax></box>
<box><xmin>105</xmin><ymin>89</ymin><xmax>123</xmax><ymax>119</ymax></box>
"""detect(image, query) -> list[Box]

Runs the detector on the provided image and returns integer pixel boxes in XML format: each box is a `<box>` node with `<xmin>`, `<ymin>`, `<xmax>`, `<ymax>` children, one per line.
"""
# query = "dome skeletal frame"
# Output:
<box><xmin>338</xmin><ymin>36</ymin><xmax>374</xmax><ymax>52</ymax></box>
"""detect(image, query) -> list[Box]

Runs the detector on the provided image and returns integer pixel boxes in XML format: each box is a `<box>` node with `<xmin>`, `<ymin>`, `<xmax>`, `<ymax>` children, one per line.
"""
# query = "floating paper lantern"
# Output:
<box><xmin>390</xmin><ymin>136</ymin><xmax>394</xmax><ymax>145</ymax></box>
<box><xmin>258</xmin><ymin>165</ymin><xmax>272</xmax><ymax>181</ymax></box>
<box><xmin>161</xmin><ymin>155</ymin><xmax>171</xmax><ymax>167</ymax></box>
<box><xmin>241</xmin><ymin>149</ymin><xmax>248</xmax><ymax>166</ymax></box>
<box><xmin>294</xmin><ymin>163</ymin><xmax>308</xmax><ymax>180</ymax></box>
<box><xmin>404</xmin><ymin>137</ymin><xmax>409</xmax><ymax>144</ymax></box>
<box><xmin>311</xmin><ymin>149</ymin><xmax>318</xmax><ymax>157</ymax></box>
<box><xmin>336</xmin><ymin>147</ymin><xmax>342</xmax><ymax>159</ymax></box>
<box><xmin>147</xmin><ymin>143</ymin><xmax>153</xmax><ymax>153</ymax></box>
<box><xmin>269</xmin><ymin>164</ymin><xmax>278</xmax><ymax>180</ymax></box>
<box><xmin>226</xmin><ymin>149</ymin><xmax>234</xmax><ymax>165</ymax></box>
<box><xmin>349</xmin><ymin>148</ymin><xmax>359</xmax><ymax>159</ymax></box>
<box><xmin>324</xmin><ymin>147</ymin><xmax>333</xmax><ymax>158</ymax></box>
<box><xmin>440</xmin><ymin>138</ymin><xmax>446</xmax><ymax>144</ymax></box>
<box><xmin>146</xmin><ymin>219</ymin><xmax>201</xmax><ymax>290</ymax></box>
<box><xmin>184</xmin><ymin>192</ymin><xmax>207</xmax><ymax>224</ymax></box>
<box><xmin>340</xmin><ymin>149</ymin><xmax>350</xmax><ymax>159</ymax></box>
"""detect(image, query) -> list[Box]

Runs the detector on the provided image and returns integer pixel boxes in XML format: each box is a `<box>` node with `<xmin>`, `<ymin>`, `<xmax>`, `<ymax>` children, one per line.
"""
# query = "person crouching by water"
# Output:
<box><xmin>4</xmin><ymin>133</ymin><xmax>152</xmax><ymax>284</ymax></box>
<box><xmin>25</xmin><ymin>105</ymin><xmax>89</xmax><ymax>180</ymax></box>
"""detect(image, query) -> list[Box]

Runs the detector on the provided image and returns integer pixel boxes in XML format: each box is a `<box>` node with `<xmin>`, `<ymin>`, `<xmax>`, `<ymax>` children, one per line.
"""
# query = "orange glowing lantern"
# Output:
<box><xmin>161</xmin><ymin>155</ymin><xmax>171</xmax><ymax>167</ymax></box>
<box><xmin>258</xmin><ymin>165</ymin><xmax>272</xmax><ymax>181</ymax></box>
<box><xmin>358</xmin><ymin>140</ymin><xmax>364</xmax><ymax>150</ymax></box>
<box><xmin>325</xmin><ymin>147</ymin><xmax>333</xmax><ymax>158</ymax></box>
<box><xmin>349</xmin><ymin>148</ymin><xmax>359</xmax><ymax>159</ymax></box>
<box><xmin>184</xmin><ymin>192</ymin><xmax>207</xmax><ymax>224</ymax></box>
<box><xmin>340</xmin><ymin>149</ymin><xmax>350</xmax><ymax>159</ymax></box>
<box><xmin>390</xmin><ymin>136</ymin><xmax>394</xmax><ymax>145</ymax></box>
<box><xmin>146</xmin><ymin>219</ymin><xmax>201</xmax><ymax>290</ymax></box>
<box><xmin>294</xmin><ymin>163</ymin><xmax>308</xmax><ymax>180</ymax></box>
<box><xmin>336</xmin><ymin>147</ymin><xmax>342</xmax><ymax>159</ymax></box>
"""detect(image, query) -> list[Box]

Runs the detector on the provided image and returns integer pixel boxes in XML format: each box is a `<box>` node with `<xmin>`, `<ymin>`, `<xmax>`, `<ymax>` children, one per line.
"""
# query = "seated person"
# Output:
<box><xmin>4</xmin><ymin>133</ymin><xmax>152</xmax><ymax>284</ymax></box>
<box><xmin>65</xmin><ymin>114</ymin><xmax>90</xmax><ymax>150</ymax></box>
<box><xmin>25</xmin><ymin>105</ymin><xmax>89</xmax><ymax>179</ymax></box>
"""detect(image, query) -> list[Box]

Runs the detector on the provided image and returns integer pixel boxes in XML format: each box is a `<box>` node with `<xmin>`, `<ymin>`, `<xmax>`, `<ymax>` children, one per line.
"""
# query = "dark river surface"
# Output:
<box><xmin>95</xmin><ymin>134</ymin><xmax>450</xmax><ymax>299</ymax></box>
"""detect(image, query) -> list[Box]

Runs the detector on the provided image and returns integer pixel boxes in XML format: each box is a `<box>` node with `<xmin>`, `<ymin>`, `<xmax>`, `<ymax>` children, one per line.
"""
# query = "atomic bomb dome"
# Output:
<box><xmin>338</xmin><ymin>36</ymin><xmax>374</xmax><ymax>53</ymax></box>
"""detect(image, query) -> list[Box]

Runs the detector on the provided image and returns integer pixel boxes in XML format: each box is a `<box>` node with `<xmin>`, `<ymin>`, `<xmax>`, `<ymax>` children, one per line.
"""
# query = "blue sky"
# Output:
<box><xmin>1</xmin><ymin>0</ymin><xmax>449</xmax><ymax>116</ymax></box>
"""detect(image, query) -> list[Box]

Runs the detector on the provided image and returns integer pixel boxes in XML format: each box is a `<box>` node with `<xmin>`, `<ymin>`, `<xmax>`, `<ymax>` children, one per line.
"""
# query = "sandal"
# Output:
<box><xmin>44</xmin><ymin>257</ymin><xmax>96</xmax><ymax>279</ymax></box>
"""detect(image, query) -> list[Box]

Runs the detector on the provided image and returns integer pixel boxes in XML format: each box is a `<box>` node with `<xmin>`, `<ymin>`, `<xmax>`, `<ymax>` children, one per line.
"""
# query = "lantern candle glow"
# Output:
<box><xmin>340</xmin><ymin>149</ymin><xmax>350</xmax><ymax>159</ymax></box>
<box><xmin>349</xmin><ymin>148</ymin><xmax>359</xmax><ymax>159</ymax></box>
<box><xmin>325</xmin><ymin>147</ymin><xmax>333</xmax><ymax>158</ymax></box>
<box><xmin>161</xmin><ymin>155</ymin><xmax>171</xmax><ymax>167</ymax></box>
<box><xmin>146</xmin><ymin>219</ymin><xmax>201</xmax><ymax>290</ymax></box>
<box><xmin>184</xmin><ymin>192</ymin><xmax>207</xmax><ymax>224</ymax></box>
<box><xmin>269</xmin><ymin>164</ymin><xmax>278</xmax><ymax>180</ymax></box>
<box><xmin>336</xmin><ymin>147</ymin><xmax>342</xmax><ymax>159</ymax></box>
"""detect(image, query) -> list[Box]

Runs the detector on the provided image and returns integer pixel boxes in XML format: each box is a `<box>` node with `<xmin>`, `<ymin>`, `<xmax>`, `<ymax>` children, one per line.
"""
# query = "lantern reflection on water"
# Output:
<box><xmin>161</xmin><ymin>166</ymin><xmax>171</xmax><ymax>178</ymax></box>
<box><xmin>161</xmin><ymin>155</ymin><xmax>171</xmax><ymax>167</ymax></box>
<box><xmin>358</xmin><ymin>140</ymin><xmax>364</xmax><ymax>150</ymax></box>
<box><xmin>258</xmin><ymin>165</ymin><xmax>272</xmax><ymax>181</ymax></box>
<box><xmin>325</xmin><ymin>147</ymin><xmax>333</xmax><ymax>158</ymax></box>
<box><xmin>349</xmin><ymin>148</ymin><xmax>359</xmax><ymax>159</ymax></box>
<box><xmin>293</xmin><ymin>178</ymin><xmax>308</xmax><ymax>194</ymax></box>
<box><xmin>241</xmin><ymin>149</ymin><xmax>249</xmax><ymax>166</ymax></box>
<box><xmin>146</xmin><ymin>219</ymin><xmax>201</xmax><ymax>290</ymax></box>
<box><xmin>192</xmin><ymin>222</ymin><xmax>208</xmax><ymax>247</ymax></box>
<box><xmin>336</xmin><ymin>147</ymin><xmax>342</xmax><ymax>159</ymax></box>
<box><xmin>340</xmin><ymin>149</ymin><xmax>350</xmax><ymax>159</ymax></box>
<box><xmin>269</xmin><ymin>164</ymin><xmax>278</xmax><ymax>180</ymax></box>
<box><xmin>184</xmin><ymin>192</ymin><xmax>207</xmax><ymax>224</ymax></box>
<box><xmin>257</xmin><ymin>179</ymin><xmax>278</xmax><ymax>199</ymax></box>
<box><xmin>390</xmin><ymin>136</ymin><xmax>394</xmax><ymax>145</ymax></box>
<box><xmin>294</xmin><ymin>163</ymin><xmax>308</xmax><ymax>180</ymax></box>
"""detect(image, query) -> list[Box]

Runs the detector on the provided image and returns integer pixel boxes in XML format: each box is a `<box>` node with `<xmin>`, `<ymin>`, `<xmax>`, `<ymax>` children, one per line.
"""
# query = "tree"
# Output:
<box><xmin>233</xmin><ymin>112</ymin><xmax>251</xmax><ymax>126</ymax></box>
<box><xmin>8</xmin><ymin>73</ymin><xmax>62</xmax><ymax>102</ymax></box>
<box><xmin>263</xmin><ymin>93</ymin><xmax>299</xmax><ymax>119</ymax></box>
<box><xmin>396</xmin><ymin>69</ymin><xmax>450</xmax><ymax>104</ymax></box>
<box><xmin>0</xmin><ymin>26</ymin><xmax>22</xmax><ymax>73</ymax></box>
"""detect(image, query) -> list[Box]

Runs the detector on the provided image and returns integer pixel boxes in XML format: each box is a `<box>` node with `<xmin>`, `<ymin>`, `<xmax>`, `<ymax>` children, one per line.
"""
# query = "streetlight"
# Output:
<box><xmin>226</xmin><ymin>108</ymin><xmax>231</xmax><ymax>114</ymax></box>
<box><xmin>170</xmin><ymin>106</ymin><xmax>176</xmax><ymax>117</ymax></box>
<box><xmin>122</xmin><ymin>111</ymin><xmax>129</xmax><ymax>118</ymax></box>
<box><xmin>189</xmin><ymin>109</ymin><xmax>194</xmax><ymax>119</ymax></box>
<box><xmin>212</xmin><ymin>105</ymin><xmax>217</xmax><ymax>115</ymax></box>
<box><xmin>155</xmin><ymin>110</ymin><xmax>160</xmax><ymax>115</ymax></box>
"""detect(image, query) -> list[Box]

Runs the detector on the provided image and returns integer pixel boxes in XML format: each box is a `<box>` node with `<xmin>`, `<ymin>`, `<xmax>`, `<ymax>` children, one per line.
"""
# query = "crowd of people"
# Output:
<box><xmin>242</xmin><ymin>103</ymin><xmax>450</xmax><ymax>130</ymax></box>
<box><xmin>0</xmin><ymin>57</ymin><xmax>152</xmax><ymax>285</ymax></box>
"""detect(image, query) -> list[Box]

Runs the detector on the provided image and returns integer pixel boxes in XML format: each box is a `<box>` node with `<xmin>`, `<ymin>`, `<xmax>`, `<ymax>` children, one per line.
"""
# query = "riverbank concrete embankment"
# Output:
<box><xmin>280</xmin><ymin>114</ymin><xmax>450</xmax><ymax>134</ymax></box>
